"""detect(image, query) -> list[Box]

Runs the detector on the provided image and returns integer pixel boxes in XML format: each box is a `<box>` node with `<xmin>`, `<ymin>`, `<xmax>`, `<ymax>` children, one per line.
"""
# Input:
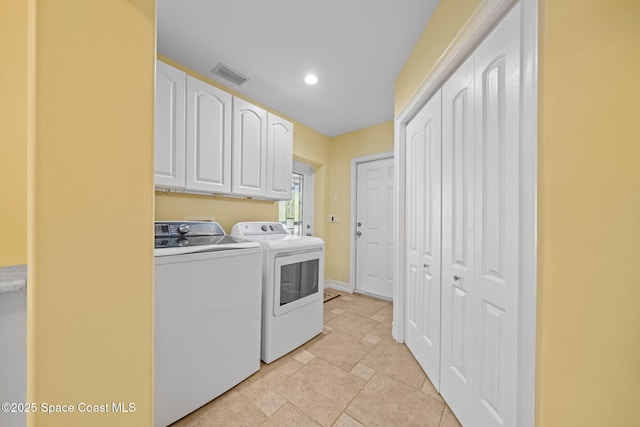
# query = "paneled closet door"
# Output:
<box><xmin>471</xmin><ymin>3</ymin><xmax>521</xmax><ymax>426</ymax></box>
<box><xmin>404</xmin><ymin>89</ymin><xmax>442</xmax><ymax>390</ymax></box>
<box><xmin>440</xmin><ymin>53</ymin><xmax>476</xmax><ymax>427</ymax></box>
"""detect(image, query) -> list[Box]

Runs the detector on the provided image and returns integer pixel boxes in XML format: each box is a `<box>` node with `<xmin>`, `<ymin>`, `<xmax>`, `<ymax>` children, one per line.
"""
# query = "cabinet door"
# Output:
<box><xmin>154</xmin><ymin>61</ymin><xmax>186</xmax><ymax>189</ymax></box>
<box><xmin>232</xmin><ymin>98</ymin><xmax>267</xmax><ymax>197</ymax></box>
<box><xmin>265</xmin><ymin>113</ymin><xmax>293</xmax><ymax>200</ymax></box>
<box><xmin>185</xmin><ymin>76</ymin><xmax>232</xmax><ymax>194</ymax></box>
<box><xmin>440</xmin><ymin>52</ymin><xmax>475</xmax><ymax>427</ymax></box>
<box><xmin>404</xmin><ymin>89</ymin><xmax>442</xmax><ymax>391</ymax></box>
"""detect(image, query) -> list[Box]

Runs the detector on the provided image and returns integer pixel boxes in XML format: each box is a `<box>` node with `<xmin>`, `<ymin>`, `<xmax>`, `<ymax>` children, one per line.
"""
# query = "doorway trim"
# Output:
<box><xmin>349</xmin><ymin>151</ymin><xmax>394</xmax><ymax>297</ymax></box>
<box><xmin>393</xmin><ymin>0</ymin><xmax>537</xmax><ymax>426</ymax></box>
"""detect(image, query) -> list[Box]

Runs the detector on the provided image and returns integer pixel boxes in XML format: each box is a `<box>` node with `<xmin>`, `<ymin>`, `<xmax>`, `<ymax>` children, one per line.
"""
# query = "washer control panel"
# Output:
<box><xmin>155</xmin><ymin>221</ymin><xmax>225</xmax><ymax>237</ymax></box>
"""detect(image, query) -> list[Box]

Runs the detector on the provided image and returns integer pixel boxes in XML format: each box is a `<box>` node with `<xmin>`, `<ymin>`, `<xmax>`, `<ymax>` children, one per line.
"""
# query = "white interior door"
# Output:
<box><xmin>404</xmin><ymin>90</ymin><xmax>442</xmax><ymax>390</ymax></box>
<box><xmin>441</xmin><ymin>51</ymin><xmax>476</xmax><ymax>425</ymax></box>
<box><xmin>355</xmin><ymin>157</ymin><xmax>394</xmax><ymax>299</ymax></box>
<box><xmin>471</xmin><ymin>4</ymin><xmax>520</xmax><ymax>426</ymax></box>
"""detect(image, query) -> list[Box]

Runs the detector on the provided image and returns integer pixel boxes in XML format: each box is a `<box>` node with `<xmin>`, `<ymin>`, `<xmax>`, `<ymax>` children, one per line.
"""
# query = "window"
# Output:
<box><xmin>279</xmin><ymin>160</ymin><xmax>314</xmax><ymax>236</ymax></box>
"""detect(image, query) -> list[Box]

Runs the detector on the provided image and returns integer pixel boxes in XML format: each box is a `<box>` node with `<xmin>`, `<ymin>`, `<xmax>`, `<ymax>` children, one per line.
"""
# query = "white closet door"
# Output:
<box><xmin>405</xmin><ymin>90</ymin><xmax>442</xmax><ymax>390</ymax></box>
<box><xmin>471</xmin><ymin>3</ymin><xmax>521</xmax><ymax>426</ymax></box>
<box><xmin>440</xmin><ymin>52</ymin><xmax>476</xmax><ymax>426</ymax></box>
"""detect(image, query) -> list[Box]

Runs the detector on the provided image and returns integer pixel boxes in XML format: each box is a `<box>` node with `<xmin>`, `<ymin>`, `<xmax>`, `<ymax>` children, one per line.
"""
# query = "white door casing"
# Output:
<box><xmin>154</xmin><ymin>61</ymin><xmax>186</xmax><ymax>189</ymax></box>
<box><xmin>185</xmin><ymin>76</ymin><xmax>232</xmax><ymax>194</ymax></box>
<box><xmin>440</xmin><ymin>51</ymin><xmax>475</xmax><ymax>425</ymax></box>
<box><xmin>404</xmin><ymin>90</ymin><xmax>442</xmax><ymax>389</ymax></box>
<box><xmin>354</xmin><ymin>157</ymin><xmax>395</xmax><ymax>299</ymax></box>
<box><xmin>293</xmin><ymin>160</ymin><xmax>315</xmax><ymax>236</ymax></box>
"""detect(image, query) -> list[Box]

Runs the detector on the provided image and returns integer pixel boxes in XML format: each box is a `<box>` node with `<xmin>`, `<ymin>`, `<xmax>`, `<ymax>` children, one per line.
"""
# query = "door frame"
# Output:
<box><xmin>293</xmin><ymin>160</ymin><xmax>315</xmax><ymax>236</ymax></box>
<box><xmin>349</xmin><ymin>152</ymin><xmax>394</xmax><ymax>297</ymax></box>
<box><xmin>393</xmin><ymin>0</ymin><xmax>537</xmax><ymax>425</ymax></box>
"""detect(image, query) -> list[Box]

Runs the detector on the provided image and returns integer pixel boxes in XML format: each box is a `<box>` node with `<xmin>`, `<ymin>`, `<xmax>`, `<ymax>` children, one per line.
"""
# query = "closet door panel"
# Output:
<box><xmin>441</xmin><ymin>52</ymin><xmax>475</xmax><ymax>426</ymax></box>
<box><xmin>404</xmin><ymin>89</ymin><xmax>442</xmax><ymax>391</ymax></box>
<box><xmin>472</xmin><ymin>3</ymin><xmax>521</xmax><ymax>427</ymax></box>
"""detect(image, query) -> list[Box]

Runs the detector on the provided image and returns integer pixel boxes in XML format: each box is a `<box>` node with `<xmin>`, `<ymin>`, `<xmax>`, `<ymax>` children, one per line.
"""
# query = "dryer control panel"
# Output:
<box><xmin>233</xmin><ymin>222</ymin><xmax>287</xmax><ymax>236</ymax></box>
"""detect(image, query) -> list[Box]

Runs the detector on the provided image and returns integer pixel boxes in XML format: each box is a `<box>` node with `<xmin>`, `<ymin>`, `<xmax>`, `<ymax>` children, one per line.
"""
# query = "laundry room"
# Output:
<box><xmin>3</xmin><ymin>0</ymin><xmax>640</xmax><ymax>427</ymax></box>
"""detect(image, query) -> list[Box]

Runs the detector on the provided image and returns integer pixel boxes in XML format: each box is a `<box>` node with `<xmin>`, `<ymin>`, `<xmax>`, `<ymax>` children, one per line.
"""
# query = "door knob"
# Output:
<box><xmin>453</xmin><ymin>275</ymin><xmax>461</xmax><ymax>281</ymax></box>
<box><xmin>423</xmin><ymin>264</ymin><xmax>429</xmax><ymax>268</ymax></box>
<box><xmin>356</xmin><ymin>231</ymin><xmax>362</xmax><ymax>237</ymax></box>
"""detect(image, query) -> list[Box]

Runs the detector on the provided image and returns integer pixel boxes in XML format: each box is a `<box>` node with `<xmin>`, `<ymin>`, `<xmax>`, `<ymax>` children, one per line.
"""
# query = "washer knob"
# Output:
<box><xmin>261</xmin><ymin>225</ymin><xmax>268</xmax><ymax>232</ymax></box>
<box><xmin>177</xmin><ymin>224</ymin><xmax>190</xmax><ymax>234</ymax></box>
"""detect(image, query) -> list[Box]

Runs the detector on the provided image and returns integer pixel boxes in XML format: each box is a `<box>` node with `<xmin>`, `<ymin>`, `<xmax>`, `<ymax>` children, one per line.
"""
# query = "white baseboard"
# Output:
<box><xmin>324</xmin><ymin>280</ymin><xmax>352</xmax><ymax>293</ymax></box>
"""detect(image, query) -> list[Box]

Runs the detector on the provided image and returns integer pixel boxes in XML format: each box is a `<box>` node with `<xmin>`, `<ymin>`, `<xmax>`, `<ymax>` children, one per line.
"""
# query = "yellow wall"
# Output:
<box><xmin>326</xmin><ymin>122</ymin><xmax>394</xmax><ymax>283</ymax></box>
<box><xmin>27</xmin><ymin>1</ymin><xmax>155</xmax><ymax>426</ymax></box>
<box><xmin>0</xmin><ymin>0</ymin><xmax>27</xmax><ymax>267</ymax></box>
<box><xmin>154</xmin><ymin>57</ymin><xmax>332</xmax><ymax>242</ymax></box>
<box><xmin>537</xmin><ymin>0</ymin><xmax>640</xmax><ymax>425</ymax></box>
<box><xmin>395</xmin><ymin>0</ymin><xmax>482</xmax><ymax>114</ymax></box>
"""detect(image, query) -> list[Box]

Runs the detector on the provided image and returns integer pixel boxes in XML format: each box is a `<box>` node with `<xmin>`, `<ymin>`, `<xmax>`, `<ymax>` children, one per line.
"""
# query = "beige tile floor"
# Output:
<box><xmin>171</xmin><ymin>292</ymin><xmax>462</xmax><ymax>427</ymax></box>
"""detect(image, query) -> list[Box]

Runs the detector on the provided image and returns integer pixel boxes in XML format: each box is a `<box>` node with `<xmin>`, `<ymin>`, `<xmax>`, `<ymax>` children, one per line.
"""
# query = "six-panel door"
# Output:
<box><xmin>355</xmin><ymin>157</ymin><xmax>395</xmax><ymax>299</ymax></box>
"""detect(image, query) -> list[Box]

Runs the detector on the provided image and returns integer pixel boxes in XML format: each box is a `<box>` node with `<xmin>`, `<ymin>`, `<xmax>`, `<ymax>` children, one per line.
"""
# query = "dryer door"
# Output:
<box><xmin>273</xmin><ymin>249</ymin><xmax>324</xmax><ymax>316</ymax></box>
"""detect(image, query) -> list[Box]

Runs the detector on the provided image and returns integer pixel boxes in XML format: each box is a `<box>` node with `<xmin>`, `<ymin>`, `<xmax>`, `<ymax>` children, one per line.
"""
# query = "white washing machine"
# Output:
<box><xmin>154</xmin><ymin>221</ymin><xmax>262</xmax><ymax>427</ymax></box>
<box><xmin>231</xmin><ymin>222</ymin><xmax>324</xmax><ymax>363</ymax></box>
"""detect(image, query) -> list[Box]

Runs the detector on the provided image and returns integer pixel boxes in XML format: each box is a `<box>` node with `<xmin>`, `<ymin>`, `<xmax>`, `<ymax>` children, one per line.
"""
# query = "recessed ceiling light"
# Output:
<box><xmin>304</xmin><ymin>74</ymin><xmax>319</xmax><ymax>85</ymax></box>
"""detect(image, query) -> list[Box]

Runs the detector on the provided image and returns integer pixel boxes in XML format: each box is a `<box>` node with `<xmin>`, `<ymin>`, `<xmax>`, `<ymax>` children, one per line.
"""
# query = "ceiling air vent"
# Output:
<box><xmin>211</xmin><ymin>63</ymin><xmax>248</xmax><ymax>86</ymax></box>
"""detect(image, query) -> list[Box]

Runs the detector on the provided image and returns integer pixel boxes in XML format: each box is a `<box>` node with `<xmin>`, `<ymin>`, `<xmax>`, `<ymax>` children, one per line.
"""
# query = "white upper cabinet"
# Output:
<box><xmin>154</xmin><ymin>61</ymin><xmax>293</xmax><ymax>200</ymax></box>
<box><xmin>154</xmin><ymin>61</ymin><xmax>186</xmax><ymax>189</ymax></box>
<box><xmin>185</xmin><ymin>76</ymin><xmax>232</xmax><ymax>194</ymax></box>
<box><xmin>266</xmin><ymin>113</ymin><xmax>293</xmax><ymax>200</ymax></box>
<box><xmin>232</xmin><ymin>98</ymin><xmax>268</xmax><ymax>197</ymax></box>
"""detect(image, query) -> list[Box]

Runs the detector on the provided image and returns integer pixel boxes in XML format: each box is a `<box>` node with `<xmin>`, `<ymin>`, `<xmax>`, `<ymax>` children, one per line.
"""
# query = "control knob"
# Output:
<box><xmin>261</xmin><ymin>225</ymin><xmax>268</xmax><ymax>232</ymax></box>
<box><xmin>177</xmin><ymin>224</ymin><xmax>190</xmax><ymax>234</ymax></box>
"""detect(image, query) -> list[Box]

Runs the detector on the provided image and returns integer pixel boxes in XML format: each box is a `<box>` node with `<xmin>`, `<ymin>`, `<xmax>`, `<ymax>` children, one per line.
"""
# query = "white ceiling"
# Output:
<box><xmin>157</xmin><ymin>0</ymin><xmax>439</xmax><ymax>137</ymax></box>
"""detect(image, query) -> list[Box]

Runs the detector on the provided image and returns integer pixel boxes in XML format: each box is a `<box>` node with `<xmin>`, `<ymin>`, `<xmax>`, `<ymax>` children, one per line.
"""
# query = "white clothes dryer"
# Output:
<box><xmin>231</xmin><ymin>222</ymin><xmax>324</xmax><ymax>363</ymax></box>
